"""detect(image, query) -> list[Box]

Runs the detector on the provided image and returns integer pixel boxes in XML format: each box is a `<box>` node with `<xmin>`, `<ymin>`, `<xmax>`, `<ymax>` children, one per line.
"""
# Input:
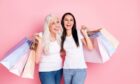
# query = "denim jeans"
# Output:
<box><xmin>63</xmin><ymin>69</ymin><xmax>87</xmax><ymax>84</ymax></box>
<box><xmin>39</xmin><ymin>69</ymin><xmax>63</xmax><ymax>84</ymax></box>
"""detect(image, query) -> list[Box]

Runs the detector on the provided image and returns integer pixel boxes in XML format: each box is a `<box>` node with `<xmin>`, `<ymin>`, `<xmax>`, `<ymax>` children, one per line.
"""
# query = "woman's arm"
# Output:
<box><xmin>35</xmin><ymin>41</ymin><xmax>42</xmax><ymax>64</ymax></box>
<box><xmin>80</xmin><ymin>25</ymin><xmax>94</xmax><ymax>50</ymax></box>
<box><xmin>34</xmin><ymin>34</ymin><xmax>42</xmax><ymax>64</ymax></box>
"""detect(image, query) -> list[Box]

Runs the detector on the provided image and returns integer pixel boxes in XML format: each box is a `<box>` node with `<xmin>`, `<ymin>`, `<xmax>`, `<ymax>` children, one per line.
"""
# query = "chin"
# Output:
<box><xmin>54</xmin><ymin>31</ymin><xmax>58</xmax><ymax>34</ymax></box>
<box><xmin>66</xmin><ymin>27</ymin><xmax>72</xmax><ymax>30</ymax></box>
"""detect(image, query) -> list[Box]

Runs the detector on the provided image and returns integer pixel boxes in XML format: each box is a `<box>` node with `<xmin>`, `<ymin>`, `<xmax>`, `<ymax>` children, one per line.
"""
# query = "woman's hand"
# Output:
<box><xmin>33</xmin><ymin>33</ymin><xmax>42</xmax><ymax>43</ymax></box>
<box><xmin>32</xmin><ymin>33</ymin><xmax>42</xmax><ymax>64</ymax></box>
<box><xmin>80</xmin><ymin>25</ymin><xmax>89</xmax><ymax>38</ymax></box>
<box><xmin>81</xmin><ymin>25</ymin><xmax>94</xmax><ymax>50</ymax></box>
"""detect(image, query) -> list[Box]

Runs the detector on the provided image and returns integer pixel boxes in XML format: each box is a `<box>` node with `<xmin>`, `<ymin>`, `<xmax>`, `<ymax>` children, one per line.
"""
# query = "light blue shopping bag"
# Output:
<box><xmin>97</xmin><ymin>32</ymin><xmax>116</xmax><ymax>56</ymax></box>
<box><xmin>0</xmin><ymin>38</ymin><xmax>31</xmax><ymax>70</ymax></box>
<box><xmin>89</xmin><ymin>31</ymin><xmax>118</xmax><ymax>57</ymax></box>
<box><xmin>84</xmin><ymin>28</ymin><xmax>119</xmax><ymax>63</ymax></box>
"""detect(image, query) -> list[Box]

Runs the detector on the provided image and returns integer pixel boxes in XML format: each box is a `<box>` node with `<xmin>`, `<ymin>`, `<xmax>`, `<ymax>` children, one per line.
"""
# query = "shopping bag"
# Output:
<box><xmin>22</xmin><ymin>49</ymin><xmax>36</xmax><ymax>79</ymax></box>
<box><xmin>84</xmin><ymin>28</ymin><xmax>119</xmax><ymax>63</ymax></box>
<box><xmin>0</xmin><ymin>38</ymin><xmax>31</xmax><ymax>69</ymax></box>
<box><xmin>22</xmin><ymin>32</ymin><xmax>42</xmax><ymax>79</ymax></box>
<box><xmin>9</xmin><ymin>50</ymin><xmax>30</xmax><ymax>76</ymax></box>
<box><xmin>100</xmin><ymin>29</ymin><xmax>119</xmax><ymax>48</ymax></box>
<box><xmin>97</xmin><ymin>32</ymin><xmax>116</xmax><ymax>56</ymax></box>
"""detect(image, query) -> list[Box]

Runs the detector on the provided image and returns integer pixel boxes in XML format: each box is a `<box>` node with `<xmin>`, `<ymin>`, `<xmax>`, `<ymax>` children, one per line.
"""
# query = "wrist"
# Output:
<box><xmin>83</xmin><ymin>34</ymin><xmax>89</xmax><ymax>38</ymax></box>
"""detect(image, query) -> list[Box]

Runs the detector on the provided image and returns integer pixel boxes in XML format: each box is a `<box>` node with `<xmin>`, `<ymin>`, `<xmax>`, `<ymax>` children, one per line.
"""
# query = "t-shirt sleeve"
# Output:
<box><xmin>39</xmin><ymin>32</ymin><xmax>43</xmax><ymax>38</ymax></box>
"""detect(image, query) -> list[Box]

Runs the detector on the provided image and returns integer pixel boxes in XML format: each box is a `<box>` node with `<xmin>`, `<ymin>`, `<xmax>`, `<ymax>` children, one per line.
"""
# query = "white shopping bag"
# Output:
<box><xmin>9</xmin><ymin>50</ymin><xmax>30</xmax><ymax>76</ymax></box>
<box><xmin>84</xmin><ymin>28</ymin><xmax>119</xmax><ymax>63</ymax></box>
<box><xmin>22</xmin><ymin>50</ymin><xmax>36</xmax><ymax>79</ymax></box>
<box><xmin>0</xmin><ymin>38</ymin><xmax>31</xmax><ymax>69</ymax></box>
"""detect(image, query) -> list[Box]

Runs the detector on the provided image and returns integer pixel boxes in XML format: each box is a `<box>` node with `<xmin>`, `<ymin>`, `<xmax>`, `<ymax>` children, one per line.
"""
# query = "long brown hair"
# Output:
<box><xmin>61</xmin><ymin>12</ymin><xmax>79</xmax><ymax>51</ymax></box>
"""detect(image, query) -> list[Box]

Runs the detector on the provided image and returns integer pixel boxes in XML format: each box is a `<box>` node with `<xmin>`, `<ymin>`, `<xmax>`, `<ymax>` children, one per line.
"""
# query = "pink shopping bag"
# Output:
<box><xmin>84</xmin><ymin>28</ymin><xmax>119</xmax><ymax>63</ymax></box>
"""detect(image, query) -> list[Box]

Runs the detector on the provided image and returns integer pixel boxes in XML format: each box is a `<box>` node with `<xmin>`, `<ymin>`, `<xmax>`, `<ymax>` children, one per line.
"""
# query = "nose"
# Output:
<box><xmin>67</xmin><ymin>20</ymin><xmax>71</xmax><ymax>24</ymax></box>
<box><xmin>55</xmin><ymin>23</ymin><xmax>60</xmax><ymax>28</ymax></box>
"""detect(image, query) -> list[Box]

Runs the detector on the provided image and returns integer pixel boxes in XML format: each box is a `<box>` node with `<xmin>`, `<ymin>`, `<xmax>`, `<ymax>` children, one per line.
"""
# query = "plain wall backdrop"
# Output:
<box><xmin>0</xmin><ymin>0</ymin><xmax>140</xmax><ymax>84</ymax></box>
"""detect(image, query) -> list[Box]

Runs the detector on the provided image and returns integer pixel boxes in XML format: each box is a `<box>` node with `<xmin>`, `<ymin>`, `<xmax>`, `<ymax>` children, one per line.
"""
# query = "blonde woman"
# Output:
<box><xmin>34</xmin><ymin>15</ymin><xmax>63</xmax><ymax>84</ymax></box>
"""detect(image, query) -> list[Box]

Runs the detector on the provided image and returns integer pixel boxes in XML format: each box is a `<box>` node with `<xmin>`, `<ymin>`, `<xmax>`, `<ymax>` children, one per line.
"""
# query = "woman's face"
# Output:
<box><xmin>49</xmin><ymin>18</ymin><xmax>61</xmax><ymax>34</ymax></box>
<box><xmin>64</xmin><ymin>15</ymin><xmax>74</xmax><ymax>30</ymax></box>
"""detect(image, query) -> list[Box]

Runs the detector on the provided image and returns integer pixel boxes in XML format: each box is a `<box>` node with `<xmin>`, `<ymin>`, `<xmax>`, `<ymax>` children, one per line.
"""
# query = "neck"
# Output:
<box><xmin>50</xmin><ymin>32</ymin><xmax>56</xmax><ymax>41</ymax></box>
<box><xmin>66</xmin><ymin>29</ymin><xmax>72</xmax><ymax>36</ymax></box>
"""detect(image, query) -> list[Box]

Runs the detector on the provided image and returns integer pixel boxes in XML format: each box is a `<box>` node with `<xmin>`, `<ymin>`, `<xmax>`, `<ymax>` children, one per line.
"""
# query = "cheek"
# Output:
<box><xmin>49</xmin><ymin>25</ymin><xmax>55</xmax><ymax>31</ymax></box>
<box><xmin>64</xmin><ymin>21</ymin><xmax>67</xmax><ymax>25</ymax></box>
<box><xmin>64</xmin><ymin>22</ymin><xmax>67</xmax><ymax>27</ymax></box>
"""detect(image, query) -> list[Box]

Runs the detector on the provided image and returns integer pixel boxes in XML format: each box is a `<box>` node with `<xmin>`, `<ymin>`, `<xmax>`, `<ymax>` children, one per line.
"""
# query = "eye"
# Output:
<box><xmin>70</xmin><ymin>19</ymin><xmax>73</xmax><ymax>22</ymax></box>
<box><xmin>64</xmin><ymin>18</ymin><xmax>68</xmax><ymax>21</ymax></box>
<box><xmin>57</xmin><ymin>20</ymin><xmax>59</xmax><ymax>24</ymax></box>
<box><xmin>51</xmin><ymin>22</ymin><xmax>55</xmax><ymax>25</ymax></box>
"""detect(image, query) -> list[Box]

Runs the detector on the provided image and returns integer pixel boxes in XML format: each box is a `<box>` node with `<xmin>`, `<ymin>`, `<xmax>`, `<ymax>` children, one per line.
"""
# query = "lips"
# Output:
<box><xmin>66</xmin><ymin>25</ymin><xmax>71</xmax><ymax>27</ymax></box>
<box><xmin>54</xmin><ymin>28</ymin><xmax>59</xmax><ymax>31</ymax></box>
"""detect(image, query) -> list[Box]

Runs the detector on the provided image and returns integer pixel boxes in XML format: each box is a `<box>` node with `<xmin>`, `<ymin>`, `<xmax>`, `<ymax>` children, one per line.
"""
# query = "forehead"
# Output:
<box><xmin>64</xmin><ymin>15</ymin><xmax>73</xmax><ymax>19</ymax></box>
<box><xmin>50</xmin><ymin>17</ymin><xmax>59</xmax><ymax>22</ymax></box>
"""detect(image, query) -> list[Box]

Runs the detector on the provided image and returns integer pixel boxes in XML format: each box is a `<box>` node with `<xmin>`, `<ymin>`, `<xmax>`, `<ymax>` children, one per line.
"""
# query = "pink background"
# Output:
<box><xmin>0</xmin><ymin>0</ymin><xmax>140</xmax><ymax>84</ymax></box>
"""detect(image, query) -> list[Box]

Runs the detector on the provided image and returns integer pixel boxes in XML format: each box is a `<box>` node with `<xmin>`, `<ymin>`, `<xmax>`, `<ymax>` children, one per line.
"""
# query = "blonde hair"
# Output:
<box><xmin>42</xmin><ymin>14</ymin><xmax>62</xmax><ymax>55</ymax></box>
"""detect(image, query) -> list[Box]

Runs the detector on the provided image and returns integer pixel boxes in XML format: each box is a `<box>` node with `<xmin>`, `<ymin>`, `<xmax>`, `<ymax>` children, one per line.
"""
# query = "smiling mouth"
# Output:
<box><xmin>66</xmin><ymin>25</ymin><xmax>71</xmax><ymax>27</ymax></box>
<box><xmin>54</xmin><ymin>29</ymin><xmax>59</xmax><ymax>31</ymax></box>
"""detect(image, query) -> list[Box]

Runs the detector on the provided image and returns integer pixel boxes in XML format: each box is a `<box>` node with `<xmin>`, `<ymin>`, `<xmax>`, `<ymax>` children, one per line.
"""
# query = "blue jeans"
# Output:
<box><xmin>39</xmin><ymin>69</ymin><xmax>63</xmax><ymax>84</ymax></box>
<box><xmin>63</xmin><ymin>69</ymin><xmax>87</xmax><ymax>84</ymax></box>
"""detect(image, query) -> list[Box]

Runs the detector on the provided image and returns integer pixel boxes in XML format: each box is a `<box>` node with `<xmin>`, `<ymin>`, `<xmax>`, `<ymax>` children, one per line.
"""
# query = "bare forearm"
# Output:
<box><xmin>84</xmin><ymin>35</ymin><xmax>93</xmax><ymax>50</ymax></box>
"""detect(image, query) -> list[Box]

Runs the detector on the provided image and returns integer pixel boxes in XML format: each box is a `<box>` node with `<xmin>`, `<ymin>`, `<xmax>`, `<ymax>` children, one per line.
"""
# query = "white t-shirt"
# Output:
<box><xmin>63</xmin><ymin>30</ymin><xmax>87</xmax><ymax>69</ymax></box>
<box><xmin>39</xmin><ymin>40</ymin><xmax>62</xmax><ymax>72</ymax></box>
